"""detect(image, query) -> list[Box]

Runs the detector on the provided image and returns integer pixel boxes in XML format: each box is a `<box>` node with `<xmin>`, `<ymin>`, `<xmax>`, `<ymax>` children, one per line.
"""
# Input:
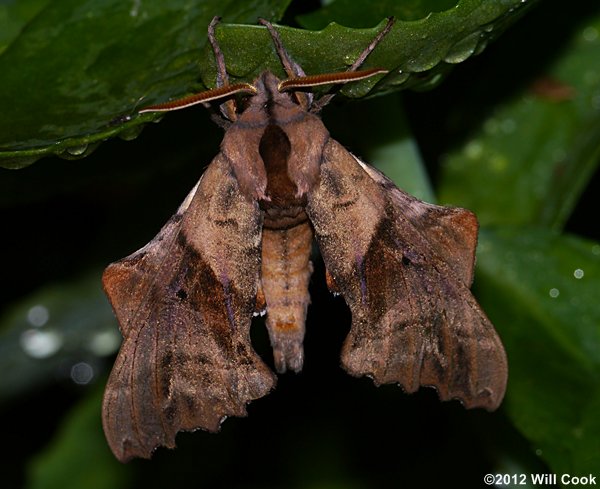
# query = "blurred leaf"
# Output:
<box><xmin>431</xmin><ymin>3</ymin><xmax>600</xmax><ymax>472</ymax></box>
<box><xmin>0</xmin><ymin>271</ymin><xmax>119</xmax><ymax>404</ymax></box>
<box><xmin>26</xmin><ymin>384</ymin><xmax>131</xmax><ymax>489</ymax></box>
<box><xmin>476</xmin><ymin>228</ymin><xmax>600</xmax><ymax>473</ymax></box>
<box><xmin>0</xmin><ymin>0</ymin><xmax>533</xmax><ymax>167</ymax></box>
<box><xmin>323</xmin><ymin>92</ymin><xmax>435</xmax><ymax>202</ymax></box>
<box><xmin>0</xmin><ymin>0</ymin><xmax>49</xmax><ymax>55</ymax></box>
<box><xmin>439</xmin><ymin>11</ymin><xmax>600</xmax><ymax>229</ymax></box>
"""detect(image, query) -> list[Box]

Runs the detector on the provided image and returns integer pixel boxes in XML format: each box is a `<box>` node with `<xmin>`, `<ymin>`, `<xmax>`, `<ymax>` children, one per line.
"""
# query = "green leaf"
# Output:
<box><xmin>0</xmin><ymin>0</ymin><xmax>533</xmax><ymax>167</ymax></box>
<box><xmin>0</xmin><ymin>0</ymin><xmax>49</xmax><ymax>55</ymax></box>
<box><xmin>0</xmin><ymin>271</ymin><xmax>119</xmax><ymax>404</ymax></box>
<box><xmin>439</xmin><ymin>9</ymin><xmax>600</xmax><ymax>229</ymax></box>
<box><xmin>0</xmin><ymin>0</ymin><xmax>291</xmax><ymax>167</ymax></box>
<box><xmin>476</xmin><ymin>228</ymin><xmax>600</xmax><ymax>474</ymax></box>
<box><xmin>299</xmin><ymin>0</ymin><xmax>483</xmax><ymax>27</ymax></box>
<box><xmin>26</xmin><ymin>384</ymin><xmax>132</xmax><ymax>489</ymax></box>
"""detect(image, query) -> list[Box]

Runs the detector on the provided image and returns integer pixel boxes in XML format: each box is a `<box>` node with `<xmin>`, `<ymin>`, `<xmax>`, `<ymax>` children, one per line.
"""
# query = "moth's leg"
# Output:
<box><xmin>325</xmin><ymin>268</ymin><xmax>341</xmax><ymax>296</ymax></box>
<box><xmin>207</xmin><ymin>16</ymin><xmax>238</xmax><ymax>121</ymax></box>
<box><xmin>208</xmin><ymin>16</ymin><xmax>229</xmax><ymax>89</ymax></box>
<box><xmin>258</xmin><ymin>18</ymin><xmax>311</xmax><ymax>110</ymax></box>
<box><xmin>258</xmin><ymin>18</ymin><xmax>306</xmax><ymax>78</ymax></box>
<box><xmin>255</xmin><ymin>280</ymin><xmax>267</xmax><ymax>316</ymax></box>
<box><xmin>347</xmin><ymin>17</ymin><xmax>395</xmax><ymax>73</ymax></box>
<box><xmin>311</xmin><ymin>17</ymin><xmax>395</xmax><ymax>113</ymax></box>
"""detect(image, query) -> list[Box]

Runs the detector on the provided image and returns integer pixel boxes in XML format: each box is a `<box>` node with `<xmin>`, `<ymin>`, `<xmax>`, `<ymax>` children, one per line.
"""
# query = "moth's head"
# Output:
<box><xmin>245</xmin><ymin>71</ymin><xmax>293</xmax><ymax>107</ymax></box>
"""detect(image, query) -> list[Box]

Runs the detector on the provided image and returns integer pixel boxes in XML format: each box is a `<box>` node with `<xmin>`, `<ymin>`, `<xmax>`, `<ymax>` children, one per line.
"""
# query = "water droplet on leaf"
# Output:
<box><xmin>70</xmin><ymin>362</ymin><xmax>94</xmax><ymax>385</ymax></box>
<box><xmin>583</xmin><ymin>26</ymin><xmax>599</xmax><ymax>42</ymax></box>
<box><xmin>443</xmin><ymin>31</ymin><xmax>481</xmax><ymax>64</ymax></box>
<box><xmin>65</xmin><ymin>144</ymin><xmax>88</xmax><ymax>156</ymax></box>
<box><xmin>27</xmin><ymin>305</ymin><xmax>49</xmax><ymax>327</ymax></box>
<box><xmin>118</xmin><ymin>125</ymin><xmax>144</xmax><ymax>141</ymax></box>
<box><xmin>20</xmin><ymin>329</ymin><xmax>62</xmax><ymax>358</ymax></box>
<box><xmin>465</xmin><ymin>140</ymin><xmax>483</xmax><ymax>159</ymax></box>
<box><xmin>58</xmin><ymin>143</ymin><xmax>98</xmax><ymax>160</ymax></box>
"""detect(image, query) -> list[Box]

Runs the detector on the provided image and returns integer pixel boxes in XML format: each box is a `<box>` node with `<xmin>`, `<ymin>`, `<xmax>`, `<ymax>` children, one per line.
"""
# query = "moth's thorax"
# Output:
<box><xmin>220</xmin><ymin>71</ymin><xmax>330</xmax><ymax>218</ymax></box>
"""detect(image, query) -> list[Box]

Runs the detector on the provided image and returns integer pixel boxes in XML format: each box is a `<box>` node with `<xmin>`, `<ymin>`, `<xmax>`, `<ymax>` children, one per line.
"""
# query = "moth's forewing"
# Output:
<box><xmin>102</xmin><ymin>156</ymin><xmax>275</xmax><ymax>462</ymax></box>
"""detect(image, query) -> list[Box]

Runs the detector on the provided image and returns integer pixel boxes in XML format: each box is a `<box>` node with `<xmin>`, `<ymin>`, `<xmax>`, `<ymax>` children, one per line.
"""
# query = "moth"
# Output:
<box><xmin>102</xmin><ymin>17</ymin><xmax>508</xmax><ymax>462</ymax></box>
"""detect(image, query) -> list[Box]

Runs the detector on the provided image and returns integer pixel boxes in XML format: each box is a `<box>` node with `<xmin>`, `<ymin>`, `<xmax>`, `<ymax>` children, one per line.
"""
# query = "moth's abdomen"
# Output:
<box><xmin>261</xmin><ymin>220</ymin><xmax>313</xmax><ymax>373</ymax></box>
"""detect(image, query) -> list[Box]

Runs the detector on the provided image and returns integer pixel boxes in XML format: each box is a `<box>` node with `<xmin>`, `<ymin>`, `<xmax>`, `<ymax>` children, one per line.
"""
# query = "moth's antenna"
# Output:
<box><xmin>138</xmin><ymin>84</ymin><xmax>257</xmax><ymax>113</ymax></box>
<box><xmin>279</xmin><ymin>69</ymin><xmax>387</xmax><ymax>93</ymax></box>
<box><xmin>311</xmin><ymin>17</ymin><xmax>395</xmax><ymax>113</ymax></box>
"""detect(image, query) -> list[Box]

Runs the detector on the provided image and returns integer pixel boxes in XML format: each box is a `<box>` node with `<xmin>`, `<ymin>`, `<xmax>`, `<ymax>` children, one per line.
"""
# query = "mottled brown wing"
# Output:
<box><xmin>306</xmin><ymin>140</ymin><xmax>507</xmax><ymax>410</ymax></box>
<box><xmin>102</xmin><ymin>155</ymin><xmax>275</xmax><ymax>462</ymax></box>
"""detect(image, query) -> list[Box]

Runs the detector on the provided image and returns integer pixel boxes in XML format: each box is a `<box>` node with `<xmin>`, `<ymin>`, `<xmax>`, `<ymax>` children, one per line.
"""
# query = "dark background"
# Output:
<box><xmin>1</xmin><ymin>1</ymin><xmax>598</xmax><ymax>487</ymax></box>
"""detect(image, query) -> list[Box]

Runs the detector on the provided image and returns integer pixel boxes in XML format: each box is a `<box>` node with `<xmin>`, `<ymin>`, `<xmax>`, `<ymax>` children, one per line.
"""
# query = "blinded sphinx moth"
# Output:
<box><xmin>102</xmin><ymin>17</ymin><xmax>508</xmax><ymax>462</ymax></box>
